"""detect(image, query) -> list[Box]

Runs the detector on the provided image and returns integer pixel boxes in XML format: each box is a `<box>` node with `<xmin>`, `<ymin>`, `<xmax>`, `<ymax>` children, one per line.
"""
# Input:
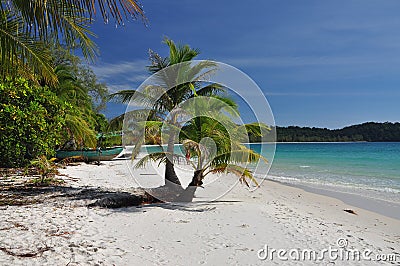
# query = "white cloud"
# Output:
<box><xmin>91</xmin><ymin>60</ymin><xmax>148</xmax><ymax>80</ymax></box>
<box><xmin>91</xmin><ymin>60</ymin><xmax>150</xmax><ymax>93</ymax></box>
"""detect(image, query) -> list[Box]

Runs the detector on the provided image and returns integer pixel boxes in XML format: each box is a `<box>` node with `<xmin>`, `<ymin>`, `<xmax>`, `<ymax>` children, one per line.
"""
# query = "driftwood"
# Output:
<box><xmin>343</xmin><ymin>209</ymin><xmax>357</xmax><ymax>215</ymax></box>
<box><xmin>87</xmin><ymin>189</ymin><xmax>161</xmax><ymax>208</ymax></box>
<box><xmin>87</xmin><ymin>185</ymin><xmax>201</xmax><ymax>208</ymax></box>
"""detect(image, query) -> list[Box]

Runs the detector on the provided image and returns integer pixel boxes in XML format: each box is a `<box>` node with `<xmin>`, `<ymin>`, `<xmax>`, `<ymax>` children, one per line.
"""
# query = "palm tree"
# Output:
<box><xmin>110</xmin><ymin>38</ymin><xmax>224</xmax><ymax>186</ymax></box>
<box><xmin>52</xmin><ymin>64</ymin><xmax>97</xmax><ymax>148</ymax></box>
<box><xmin>0</xmin><ymin>0</ymin><xmax>145</xmax><ymax>83</ymax></box>
<box><xmin>178</xmin><ymin>117</ymin><xmax>269</xmax><ymax>201</ymax></box>
<box><xmin>135</xmin><ymin>95</ymin><xmax>270</xmax><ymax>202</ymax></box>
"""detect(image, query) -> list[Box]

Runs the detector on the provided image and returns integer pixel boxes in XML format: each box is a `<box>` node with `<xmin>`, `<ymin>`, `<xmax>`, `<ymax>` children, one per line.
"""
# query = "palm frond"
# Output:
<box><xmin>108</xmin><ymin>113</ymin><xmax>124</xmax><ymax>131</ymax></box>
<box><xmin>207</xmin><ymin>164</ymin><xmax>259</xmax><ymax>187</ymax></box>
<box><xmin>108</xmin><ymin>89</ymin><xmax>138</xmax><ymax>103</ymax></box>
<box><xmin>134</xmin><ymin>151</ymin><xmax>168</xmax><ymax>168</ymax></box>
<box><xmin>211</xmin><ymin>147</ymin><xmax>268</xmax><ymax>167</ymax></box>
<box><xmin>164</xmin><ymin>38</ymin><xmax>200</xmax><ymax>64</ymax></box>
<box><xmin>6</xmin><ymin>0</ymin><xmax>146</xmax><ymax>30</ymax></box>
<box><xmin>148</xmin><ymin>48</ymin><xmax>169</xmax><ymax>73</ymax></box>
<box><xmin>0</xmin><ymin>11</ymin><xmax>56</xmax><ymax>83</ymax></box>
<box><xmin>195</xmin><ymin>83</ymin><xmax>226</xmax><ymax>97</ymax></box>
<box><xmin>60</xmin><ymin>14</ymin><xmax>98</xmax><ymax>61</ymax></box>
<box><xmin>186</xmin><ymin>61</ymin><xmax>218</xmax><ymax>82</ymax></box>
<box><xmin>65</xmin><ymin>113</ymin><xmax>97</xmax><ymax>147</ymax></box>
<box><xmin>233</xmin><ymin>122</ymin><xmax>271</xmax><ymax>142</ymax></box>
<box><xmin>127</xmin><ymin>120</ymin><xmax>163</xmax><ymax>158</ymax></box>
<box><xmin>1</xmin><ymin>0</ymin><xmax>146</xmax><ymax>77</ymax></box>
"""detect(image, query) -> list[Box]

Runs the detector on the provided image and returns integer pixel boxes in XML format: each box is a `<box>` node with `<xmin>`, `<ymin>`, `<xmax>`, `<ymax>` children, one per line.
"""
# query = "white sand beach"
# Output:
<box><xmin>0</xmin><ymin>159</ymin><xmax>399</xmax><ymax>265</ymax></box>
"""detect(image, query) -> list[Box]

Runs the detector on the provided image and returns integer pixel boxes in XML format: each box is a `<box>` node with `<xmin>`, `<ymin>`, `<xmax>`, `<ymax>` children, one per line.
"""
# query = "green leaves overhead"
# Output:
<box><xmin>0</xmin><ymin>0</ymin><xmax>146</xmax><ymax>84</ymax></box>
<box><xmin>0</xmin><ymin>11</ymin><xmax>56</xmax><ymax>83</ymax></box>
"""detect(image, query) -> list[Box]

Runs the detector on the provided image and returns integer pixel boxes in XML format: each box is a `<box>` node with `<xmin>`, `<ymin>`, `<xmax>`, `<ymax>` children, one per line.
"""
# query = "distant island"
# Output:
<box><xmin>251</xmin><ymin>122</ymin><xmax>400</xmax><ymax>142</ymax></box>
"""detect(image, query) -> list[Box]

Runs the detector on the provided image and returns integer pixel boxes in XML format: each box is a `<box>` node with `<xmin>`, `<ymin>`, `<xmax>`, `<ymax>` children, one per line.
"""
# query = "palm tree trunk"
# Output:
<box><xmin>176</xmin><ymin>169</ymin><xmax>203</xmax><ymax>202</ymax></box>
<box><xmin>189</xmin><ymin>170</ymin><xmax>204</xmax><ymax>187</ymax></box>
<box><xmin>165</xmin><ymin>129</ymin><xmax>181</xmax><ymax>186</ymax></box>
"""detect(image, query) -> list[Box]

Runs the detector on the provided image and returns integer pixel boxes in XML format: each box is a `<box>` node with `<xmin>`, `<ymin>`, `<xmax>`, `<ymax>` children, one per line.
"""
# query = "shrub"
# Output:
<box><xmin>0</xmin><ymin>78</ymin><xmax>65</xmax><ymax>167</ymax></box>
<box><xmin>29</xmin><ymin>156</ymin><xmax>59</xmax><ymax>183</ymax></box>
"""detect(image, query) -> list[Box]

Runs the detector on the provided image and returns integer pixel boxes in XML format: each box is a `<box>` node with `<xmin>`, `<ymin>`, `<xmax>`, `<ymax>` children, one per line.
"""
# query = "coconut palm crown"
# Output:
<box><xmin>110</xmin><ymin>38</ymin><xmax>226</xmax><ymax>186</ymax></box>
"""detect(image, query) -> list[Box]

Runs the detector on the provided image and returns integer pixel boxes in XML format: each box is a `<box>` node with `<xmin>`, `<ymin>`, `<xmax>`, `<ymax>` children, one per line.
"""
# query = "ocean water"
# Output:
<box><xmin>250</xmin><ymin>143</ymin><xmax>400</xmax><ymax>204</ymax></box>
<box><xmin>140</xmin><ymin>142</ymin><xmax>400</xmax><ymax>204</ymax></box>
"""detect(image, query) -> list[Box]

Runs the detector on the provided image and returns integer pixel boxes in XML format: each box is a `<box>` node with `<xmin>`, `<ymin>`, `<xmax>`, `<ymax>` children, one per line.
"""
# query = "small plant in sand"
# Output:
<box><xmin>29</xmin><ymin>156</ymin><xmax>59</xmax><ymax>184</ymax></box>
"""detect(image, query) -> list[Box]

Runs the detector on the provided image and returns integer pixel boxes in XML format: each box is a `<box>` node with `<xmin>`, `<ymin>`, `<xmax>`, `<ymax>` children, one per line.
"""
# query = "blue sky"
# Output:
<box><xmin>89</xmin><ymin>0</ymin><xmax>400</xmax><ymax>129</ymax></box>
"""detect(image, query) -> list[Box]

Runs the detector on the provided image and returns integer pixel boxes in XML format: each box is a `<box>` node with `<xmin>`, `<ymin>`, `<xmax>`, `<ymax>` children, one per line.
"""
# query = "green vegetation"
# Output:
<box><xmin>248</xmin><ymin>122</ymin><xmax>400</xmax><ymax>142</ymax></box>
<box><xmin>49</xmin><ymin>47</ymin><xmax>109</xmax><ymax>149</ymax></box>
<box><xmin>0</xmin><ymin>0</ymin><xmax>145</xmax><ymax>168</ymax></box>
<box><xmin>0</xmin><ymin>50</ymin><xmax>112</xmax><ymax>167</ymax></box>
<box><xmin>0</xmin><ymin>0</ymin><xmax>144</xmax><ymax>83</ymax></box>
<box><xmin>0</xmin><ymin>78</ymin><xmax>65</xmax><ymax>167</ymax></box>
<box><xmin>110</xmin><ymin>38</ymin><xmax>224</xmax><ymax>186</ymax></box>
<box><xmin>179</xmin><ymin>116</ymin><xmax>267</xmax><ymax>201</ymax></box>
<box><xmin>29</xmin><ymin>156</ymin><xmax>59</xmax><ymax>184</ymax></box>
<box><xmin>110</xmin><ymin>39</ymin><xmax>269</xmax><ymax>201</ymax></box>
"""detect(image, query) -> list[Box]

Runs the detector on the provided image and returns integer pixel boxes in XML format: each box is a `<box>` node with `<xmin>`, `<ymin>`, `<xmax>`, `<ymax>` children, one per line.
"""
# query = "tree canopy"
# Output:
<box><xmin>0</xmin><ymin>0</ymin><xmax>145</xmax><ymax>84</ymax></box>
<box><xmin>249</xmin><ymin>122</ymin><xmax>400</xmax><ymax>142</ymax></box>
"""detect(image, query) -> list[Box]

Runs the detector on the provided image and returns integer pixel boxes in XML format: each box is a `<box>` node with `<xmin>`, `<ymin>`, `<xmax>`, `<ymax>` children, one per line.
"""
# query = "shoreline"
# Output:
<box><xmin>264</xmin><ymin>177</ymin><xmax>400</xmax><ymax>220</ymax></box>
<box><xmin>0</xmin><ymin>161</ymin><xmax>399</xmax><ymax>265</ymax></box>
<box><xmin>299</xmin><ymin>184</ymin><xmax>400</xmax><ymax>220</ymax></box>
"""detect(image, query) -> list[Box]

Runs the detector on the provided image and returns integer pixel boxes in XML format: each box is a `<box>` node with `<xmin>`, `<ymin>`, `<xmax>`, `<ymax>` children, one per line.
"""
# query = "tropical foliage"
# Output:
<box><xmin>134</xmin><ymin>93</ymin><xmax>269</xmax><ymax>201</ymax></box>
<box><xmin>0</xmin><ymin>1</ymin><xmax>146</xmax><ymax>168</ymax></box>
<box><xmin>0</xmin><ymin>78</ymin><xmax>65</xmax><ymax>167</ymax></box>
<box><xmin>179</xmin><ymin>116</ymin><xmax>268</xmax><ymax>200</ymax></box>
<box><xmin>49</xmin><ymin>48</ymin><xmax>109</xmax><ymax>149</ymax></box>
<box><xmin>110</xmin><ymin>39</ymin><xmax>270</xmax><ymax>201</ymax></box>
<box><xmin>0</xmin><ymin>0</ymin><xmax>145</xmax><ymax>84</ymax></box>
<box><xmin>29</xmin><ymin>155</ymin><xmax>58</xmax><ymax>183</ymax></box>
<box><xmin>262</xmin><ymin>122</ymin><xmax>400</xmax><ymax>142</ymax></box>
<box><xmin>110</xmin><ymin>38</ymin><xmax>224</xmax><ymax>185</ymax></box>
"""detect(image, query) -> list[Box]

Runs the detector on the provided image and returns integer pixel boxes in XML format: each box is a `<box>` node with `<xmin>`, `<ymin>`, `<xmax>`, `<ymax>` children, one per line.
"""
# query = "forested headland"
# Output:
<box><xmin>250</xmin><ymin>122</ymin><xmax>400</xmax><ymax>142</ymax></box>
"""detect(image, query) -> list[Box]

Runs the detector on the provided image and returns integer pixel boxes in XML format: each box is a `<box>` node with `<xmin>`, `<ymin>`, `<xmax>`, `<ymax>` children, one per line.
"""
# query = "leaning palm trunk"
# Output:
<box><xmin>165</xmin><ymin>127</ymin><xmax>182</xmax><ymax>186</ymax></box>
<box><xmin>176</xmin><ymin>169</ymin><xmax>204</xmax><ymax>202</ymax></box>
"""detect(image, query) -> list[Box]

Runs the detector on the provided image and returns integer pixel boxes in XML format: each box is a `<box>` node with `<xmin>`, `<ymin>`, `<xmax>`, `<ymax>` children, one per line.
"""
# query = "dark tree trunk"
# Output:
<box><xmin>175</xmin><ymin>170</ymin><xmax>203</xmax><ymax>202</ymax></box>
<box><xmin>165</xmin><ymin>160</ymin><xmax>180</xmax><ymax>185</ymax></box>
<box><xmin>189</xmin><ymin>170</ymin><xmax>204</xmax><ymax>187</ymax></box>
<box><xmin>165</xmin><ymin>128</ymin><xmax>181</xmax><ymax>186</ymax></box>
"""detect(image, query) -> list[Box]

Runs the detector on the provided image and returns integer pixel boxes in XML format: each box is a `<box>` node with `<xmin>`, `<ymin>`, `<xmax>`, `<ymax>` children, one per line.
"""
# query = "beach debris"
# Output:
<box><xmin>0</xmin><ymin>245</ymin><xmax>50</xmax><ymax>258</ymax></box>
<box><xmin>0</xmin><ymin>221</ymin><xmax>28</xmax><ymax>231</ymax></box>
<box><xmin>343</xmin><ymin>209</ymin><xmax>357</xmax><ymax>215</ymax></box>
<box><xmin>175</xmin><ymin>220</ymin><xmax>190</xmax><ymax>223</ymax></box>
<box><xmin>87</xmin><ymin>189</ymin><xmax>161</xmax><ymax>208</ymax></box>
<box><xmin>87</xmin><ymin>192</ymin><xmax>144</xmax><ymax>208</ymax></box>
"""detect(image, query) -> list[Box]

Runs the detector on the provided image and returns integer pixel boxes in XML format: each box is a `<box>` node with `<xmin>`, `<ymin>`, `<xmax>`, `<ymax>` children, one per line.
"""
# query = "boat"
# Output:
<box><xmin>56</xmin><ymin>147</ymin><xmax>124</xmax><ymax>162</ymax></box>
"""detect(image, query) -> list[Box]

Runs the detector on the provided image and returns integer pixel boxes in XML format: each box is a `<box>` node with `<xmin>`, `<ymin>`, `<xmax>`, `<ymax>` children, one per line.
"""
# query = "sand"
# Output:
<box><xmin>0</xmin><ymin>159</ymin><xmax>399</xmax><ymax>265</ymax></box>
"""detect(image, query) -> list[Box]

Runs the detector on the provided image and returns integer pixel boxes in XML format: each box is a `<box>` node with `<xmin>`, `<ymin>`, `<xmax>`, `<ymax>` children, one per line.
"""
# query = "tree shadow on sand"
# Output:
<box><xmin>1</xmin><ymin>182</ymin><xmax>242</xmax><ymax>210</ymax></box>
<box><xmin>0</xmin><ymin>185</ymin><xmax>160</xmax><ymax>207</ymax></box>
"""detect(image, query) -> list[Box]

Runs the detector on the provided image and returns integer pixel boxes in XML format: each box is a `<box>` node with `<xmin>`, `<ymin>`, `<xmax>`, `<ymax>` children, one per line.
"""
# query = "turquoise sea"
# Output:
<box><xmin>143</xmin><ymin>142</ymin><xmax>400</xmax><ymax>204</ymax></box>
<box><xmin>250</xmin><ymin>142</ymin><xmax>400</xmax><ymax>204</ymax></box>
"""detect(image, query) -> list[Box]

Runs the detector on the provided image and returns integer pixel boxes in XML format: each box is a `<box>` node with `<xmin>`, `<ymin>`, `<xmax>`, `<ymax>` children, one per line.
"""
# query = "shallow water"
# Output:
<box><xmin>251</xmin><ymin>142</ymin><xmax>400</xmax><ymax>204</ymax></box>
<box><xmin>140</xmin><ymin>142</ymin><xmax>400</xmax><ymax>204</ymax></box>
